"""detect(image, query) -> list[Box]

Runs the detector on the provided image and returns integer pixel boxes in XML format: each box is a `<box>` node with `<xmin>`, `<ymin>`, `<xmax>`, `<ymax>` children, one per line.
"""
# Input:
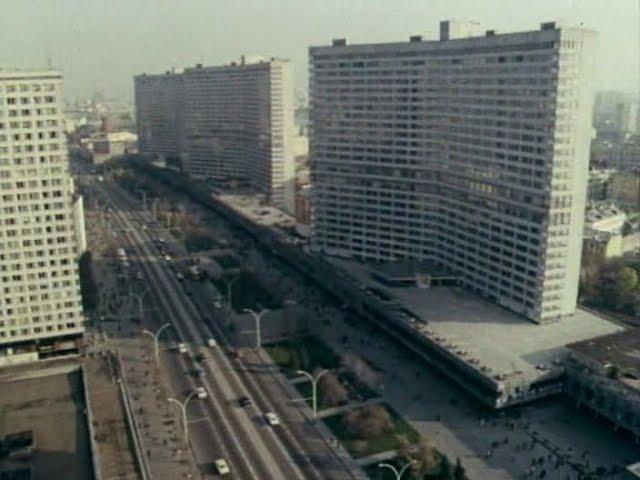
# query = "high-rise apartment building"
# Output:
<box><xmin>310</xmin><ymin>21</ymin><xmax>597</xmax><ymax>323</ymax></box>
<box><xmin>134</xmin><ymin>58</ymin><xmax>296</xmax><ymax>213</ymax></box>
<box><xmin>134</xmin><ymin>70</ymin><xmax>184</xmax><ymax>162</ymax></box>
<box><xmin>0</xmin><ymin>70</ymin><xmax>86</xmax><ymax>363</ymax></box>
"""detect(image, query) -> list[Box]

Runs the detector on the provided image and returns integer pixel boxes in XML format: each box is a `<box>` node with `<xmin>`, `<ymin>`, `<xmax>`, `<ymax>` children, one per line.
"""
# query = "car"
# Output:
<box><xmin>164</xmin><ymin>255</ymin><xmax>172</xmax><ymax>262</ymax></box>
<box><xmin>213</xmin><ymin>301</ymin><xmax>222</xmax><ymax>309</ymax></box>
<box><xmin>135</xmin><ymin>270</ymin><xmax>144</xmax><ymax>280</ymax></box>
<box><xmin>177</xmin><ymin>343</ymin><xmax>188</xmax><ymax>354</ymax></box>
<box><xmin>176</xmin><ymin>272</ymin><xmax>185</xmax><ymax>281</ymax></box>
<box><xmin>207</xmin><ymin>338</ymin><xmax>217</xmax><ymax>348</ymax></box>
<box><xmin>238</xmin><ymin>396</ymin><xmax>252</xmax><ymax>408</ymax></box>
<box><xmin>214</xmin><ymin>458</ymin><xmax>230</xmax><ymax>475</ymax></box>
<box><xmin>264</xmin><ymin>412</ymin><xmax>280</xmax><ymax>426</ymax></box>
<box><xmin>195</xmin><ymin>387</ymin><xmax>207</xmax><ymax>399</ymax></box>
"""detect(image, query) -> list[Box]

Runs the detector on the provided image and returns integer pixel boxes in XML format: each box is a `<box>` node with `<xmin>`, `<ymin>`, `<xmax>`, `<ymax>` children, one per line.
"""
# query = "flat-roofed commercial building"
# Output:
<box><xmin>0</xmin><ymin>70</ymin><xmax>86</xmax><ymax>364</ymax></box>
<box><xmin>134</xmin><ymin>58</ymin><xmax>296</xmax><ymax>214</ymax></box>
<box><xmin>310</xmin><ymin>20</ymin><xmax>597</xmax><ymax>323</ymax></box>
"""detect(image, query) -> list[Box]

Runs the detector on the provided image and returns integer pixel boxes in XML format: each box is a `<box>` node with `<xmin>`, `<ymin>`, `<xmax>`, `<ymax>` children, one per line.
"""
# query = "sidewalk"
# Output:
<box><xmin>354</xmin><ymin>450</ymin><xmax>397</xmax><ymax>467</ymax></box>
<box><xmin>316</xmin><ymin>397</ymin><xmax>383</xmax><ymax>419</ymax></box>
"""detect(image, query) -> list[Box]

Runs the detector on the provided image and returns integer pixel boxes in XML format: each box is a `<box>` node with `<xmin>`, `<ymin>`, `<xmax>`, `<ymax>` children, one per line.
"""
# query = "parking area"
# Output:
<box><xmin>0</xmin><ymin>371</ymin><xmax>93</xmax><ymax>480</ymax></box>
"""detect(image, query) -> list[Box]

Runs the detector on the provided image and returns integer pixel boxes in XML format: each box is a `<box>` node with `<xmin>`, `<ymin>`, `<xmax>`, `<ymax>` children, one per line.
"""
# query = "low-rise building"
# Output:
<box><xmin>565</xmin><ymin>329</ymin><xmax>640</xmax><ymax>440</ymax></box>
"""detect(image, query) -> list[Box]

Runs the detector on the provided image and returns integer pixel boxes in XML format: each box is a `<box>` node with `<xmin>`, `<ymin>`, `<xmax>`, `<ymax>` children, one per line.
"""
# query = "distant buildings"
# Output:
<box><xmin>134</xmin><ymin>57</ymin><xmax>296</xmax><ymax>214</ymax></box>
<box><xmin>310</xmin><ymin>20</ymin><xmax>597</xmax><ymax>323</ymax></box>
<box><xmin>81</xmin><ymin>131</ymin><xmax>138</xmax><ymax>164</ymax></box>
<box><xmin>0</xmin><ymin>70</ymin><xmax>86</xmax><ymax>364</ymax></box>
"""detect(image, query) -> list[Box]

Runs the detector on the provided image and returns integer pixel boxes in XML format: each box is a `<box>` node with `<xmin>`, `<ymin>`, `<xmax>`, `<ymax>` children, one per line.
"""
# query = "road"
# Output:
<box><xmin>95</xmin><ymin>177</ymin><xmax>323</xmax><ymax>480</ymax></box>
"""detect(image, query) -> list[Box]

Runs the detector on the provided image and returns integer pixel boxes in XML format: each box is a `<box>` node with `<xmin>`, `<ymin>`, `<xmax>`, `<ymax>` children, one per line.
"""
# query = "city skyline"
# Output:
<box><xmin>1</xmin><ymin>0</ymin><xmax>639</xmax><ymax>101</ymax></box>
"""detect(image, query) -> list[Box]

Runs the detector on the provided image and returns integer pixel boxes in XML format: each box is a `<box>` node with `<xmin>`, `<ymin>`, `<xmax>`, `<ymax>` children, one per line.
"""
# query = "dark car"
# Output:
<box><xmin>238</xmin><ymin>396</ymin><xmax>252</xmax><ymax>408</ymax></box>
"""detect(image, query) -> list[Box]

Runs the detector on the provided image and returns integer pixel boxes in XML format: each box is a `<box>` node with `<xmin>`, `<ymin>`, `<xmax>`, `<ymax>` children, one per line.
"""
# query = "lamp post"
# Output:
<box><xmin>296</xmin><ymin>368</ymin><xmax>329</xmax><ymax>418</ymax></box>
<box><xmin>130</xmin><ymin>287</ymin><xmax>149</xmax><ymax>320</ymax></box>
<box><xmin>224</xmin><ymin>275</ymin><xmax>240</xmax><ymax>311</ymax></box>
<box><xmin>142</xmin><ymin>322</ymin><xmax>171</xmax><ymax>363</ymax></box>
<box><xmin>378</xmin><ymin>461</ymin><xmax>415</xmax><ymax>480</ymax></box>
<box><xmin>168</xmin><ymin>391</ymin><xmax>197</xmax><ymax>443</ymax></box>
<box><xmin>243</xmin><ymin>308</ymin><xmax>269</xmax><ymax>350</ymax></box>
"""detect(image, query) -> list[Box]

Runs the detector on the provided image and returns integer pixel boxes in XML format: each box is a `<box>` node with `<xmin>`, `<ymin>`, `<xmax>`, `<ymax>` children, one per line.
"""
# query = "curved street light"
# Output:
<box><xmin>378</xmin><ymin>461</ymin><xmax>415</xmax><ymax>480</ymax></box>
<box><xmin>168</xmin><ymin>391</ymin><xmax>197</xmax><ymax>443</ymax></box>
<box><xmin>142</xmin><ymin>322</ymin><xmax>171</xmax><ymax>363</ymax></box>
<box><xmin>243</xmin><ymin>308</ymin><xmax>269</xmax><ymax>350</ymax></box>
<box><xmin>296</xmin><ymin>368</ymin><xmax>329</xmax><ymax>418</ymax></box>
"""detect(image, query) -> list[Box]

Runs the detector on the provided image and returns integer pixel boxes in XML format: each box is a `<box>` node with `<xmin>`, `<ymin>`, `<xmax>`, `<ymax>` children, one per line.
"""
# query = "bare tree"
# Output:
<box><xmin>344</xmin><ymin>404</ymin><xmax>392</xmax><ymax>439</ymax></box>
<box><xmin>318</xmin><ymin>371</ymin><xmax>349</xmax><ymax>407</ymax></box>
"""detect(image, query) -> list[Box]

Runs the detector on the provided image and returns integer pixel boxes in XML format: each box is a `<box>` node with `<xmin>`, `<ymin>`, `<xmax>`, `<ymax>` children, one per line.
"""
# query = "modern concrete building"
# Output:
<box><xmin>310</xmin><ymin>20</ymin><xmax>597</xmax><ymax>323</ymax></box>
<box><xmin>134</xmin><ymin>58</ymin><xmax>296</xmax><ymax>214</ymax></box>
<box><xmin>134</xmin><ymin>70</ymin><xmax>184</xmax><ymax>163</ymax></box>
<box><xmin>0</xmin><ymin>70</ymin><xmax>86</xmax><ymax>364</ymax></box>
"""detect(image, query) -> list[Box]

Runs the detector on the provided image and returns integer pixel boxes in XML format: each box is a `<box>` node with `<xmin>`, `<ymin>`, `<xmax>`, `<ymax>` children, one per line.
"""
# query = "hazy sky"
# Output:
<box><xmin>2</xmin><ymin>0</ymin><xmax>638</xmax><ymax>101</ymax></box>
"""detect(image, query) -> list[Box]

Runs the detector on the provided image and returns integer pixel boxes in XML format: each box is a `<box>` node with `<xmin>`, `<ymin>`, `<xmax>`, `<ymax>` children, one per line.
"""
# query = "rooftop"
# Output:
<box><xmin>330</xmin><ymin>257</ymin><xmax>624</xmax><ymax>386</ymax></box>
<box><xmin>567</xmin><ymin>328</ymin><xmax>640</xmax><ymax>382</ymax></box>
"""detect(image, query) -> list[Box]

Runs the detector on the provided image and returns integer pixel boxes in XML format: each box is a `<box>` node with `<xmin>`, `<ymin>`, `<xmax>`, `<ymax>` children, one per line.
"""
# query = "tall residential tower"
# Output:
<box><xmin>0</xmin><ymin>70</ymin><xmax>86</xmax><ymax>363</ymax></box>
<box><xmin>134</xmin><ymin>58</ymin><xmax>296</xmax><ymax>213</ymax></box>
<box><xmin>310</xmin><ymin>21</ymin><xmax>597</xmax><ymax>323</ymax></box>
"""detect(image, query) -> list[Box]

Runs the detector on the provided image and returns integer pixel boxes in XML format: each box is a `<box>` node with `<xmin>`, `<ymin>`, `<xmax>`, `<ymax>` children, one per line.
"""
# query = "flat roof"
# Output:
<box><xmin>567</xmin><ymin>328</ymin><xmax>640</xmax><ymax>379</ymax></box>
<box><xmin>394</xmin><ymin>287</ymin><xmax>624</xmax><ymax>382</ymax></box>
<box><xmin>330</xmin><ymin>257</ymin><xmax>624</xmax><ymax>385</ymax></box>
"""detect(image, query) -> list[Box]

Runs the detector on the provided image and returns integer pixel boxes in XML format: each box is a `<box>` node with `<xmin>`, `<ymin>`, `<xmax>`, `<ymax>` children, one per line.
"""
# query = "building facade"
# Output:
<box><xmin>310</xmin><ymin>21</ymin><xmax>597</xmax><ymax>323</ymax></box>
<box><xmin>134</xmin><ymin>70</ymin><xmax>184</xmax><ymax>163</ymax></box>
<box><xmin>0</xmin><ymin>70</ymin><xmax>86</xmax><ymax>363</ymax></box>
<box><xmin>134</xmin><ymin>58</ymin><xmax>296</xmax><ymax>214</ymax></box>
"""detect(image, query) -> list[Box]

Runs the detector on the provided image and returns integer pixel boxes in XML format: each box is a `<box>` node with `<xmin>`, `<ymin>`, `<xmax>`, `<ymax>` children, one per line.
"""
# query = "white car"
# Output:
<box><xmin>177</xmin><ymin>343</ymin><xmax>188</xmax><ymax>354</ymax></box>
<box><xmin>164</xmin><ymin>254</ymin><xmax>172</xmax><ymax>262</ymax></box>
<box><xmin>264</xmin><ymin>411</ymin><xmax>280</xmax><ymax>426</ymax></box>
<box><xmin>207</xmin><ymin>338</ymin><xmax>217</xmax><ymax>348</ymax></box>
<box><xmin>176</xmin><ymin>272</ymin><xmax>185</xmax><ymax>281</ymax></box>
<box><xmin>195</xmin><ymin>387</ymin><xmax>207</xmax><ymax>399</ymax></box>
<box><xmin>214</xmin><ymin>458</ymin><xmax>230</xmax><ymax>475</ymax></box>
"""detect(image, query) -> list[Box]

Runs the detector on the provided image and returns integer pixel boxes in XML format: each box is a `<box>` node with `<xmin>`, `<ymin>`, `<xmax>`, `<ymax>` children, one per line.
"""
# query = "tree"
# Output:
<box><xmin>453</xmin><ymin>457</ymin><xmax>467</xmax><ymax>480</ymax></box>
<box><xmin>344</xmin><ymin>404</ymin><xmax>392</xmax><ymax>439</ymax></box>
<box><xmin>318</xmin><ymin>372</ymin><xmax>349</xmax><ymax>407</ymax></box>
<box><xmin>615</xmin><ymin>267</ymin><xmax>639</xmax><ymax>313</ymax></box>
<box><xmin>411</xmin><ymin>438</ymin><xmax>440</xmax><ymax>477</ymax></box>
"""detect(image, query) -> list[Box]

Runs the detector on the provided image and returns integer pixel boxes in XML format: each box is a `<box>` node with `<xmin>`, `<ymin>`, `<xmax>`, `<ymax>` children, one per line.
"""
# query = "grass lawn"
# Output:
<box><xmin>293</xmin><ymin>370</ymin><xmax>380</xmax><ymax>409</ymax></box>
<box><xmin>324</xmin><ymin>403</ymin><xmax>420</xmax><ymax>459</ymax></box>
<box><xmin>215</xmin><ymin>254</ymin><xmax>240</xmax><ymax>270</ymax></box>
<box><xmin>264</xmin><ymin>336</ymin><xmax>341</xmax><ymax>376</ymax></box>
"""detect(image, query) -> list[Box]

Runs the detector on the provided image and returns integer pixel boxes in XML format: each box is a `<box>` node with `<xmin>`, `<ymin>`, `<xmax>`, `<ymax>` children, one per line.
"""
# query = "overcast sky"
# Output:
<box><xmin>1</xmin><ymin>0</ymin><xmax>638</xmax><ymax>101</ymax></box>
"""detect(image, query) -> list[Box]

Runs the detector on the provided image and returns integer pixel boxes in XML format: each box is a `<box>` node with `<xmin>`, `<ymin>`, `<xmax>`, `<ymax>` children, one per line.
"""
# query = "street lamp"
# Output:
<box><xmin>168</xmin><ymin>391</ymin><xmax>197</xmax><ymax>443</ymax></box>
<box><xmin>130</xmin><ymin>287</ymin><xmax>149</xmax><ymax>320</ymax></box>
<box><xmin>378</xmin><ymin>461</ymin><xmax>415</xmax><ymax>480</ymax></box>
<box><xmin>142</xmin><ymin>322</ymin><xmax>171</xmax><ymax>363</ymax></box>
<box><xmin>224</xmin><ymin>275</ymin><xmax>241</xmax><ymax>311</ymax></box>
<box><xmin>243</xmin><ymin>308</ymin><xmax>269</xmax><ymax>350</ymax></box>
<box><xmin>296</xmin><ymin>368</ymin><xmax>329</xmax><ymax>418</ymax></box>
